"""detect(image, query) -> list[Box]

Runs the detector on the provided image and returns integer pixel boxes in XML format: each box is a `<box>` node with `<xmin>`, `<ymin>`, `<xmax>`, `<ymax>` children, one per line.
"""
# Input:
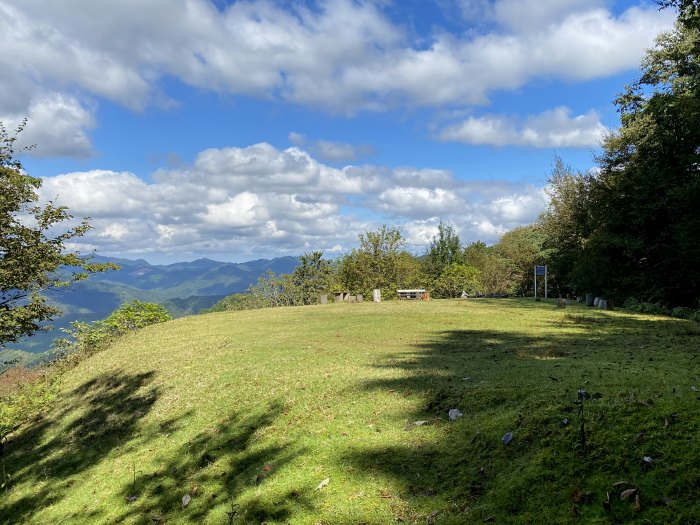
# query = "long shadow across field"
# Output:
<box><xmin>1</xmin><ymin>370</ymin><xmax>163</xmax><ymax>524</ymax></box>
<box><xmin>113</xmin><ymin>399</ymin><xmax>311</xmax><ymax>524</ymax></box>
<box><xmin>345</xmin><ymin>310</ymin><xmax>700</xmax><ymax>523</ymax></box>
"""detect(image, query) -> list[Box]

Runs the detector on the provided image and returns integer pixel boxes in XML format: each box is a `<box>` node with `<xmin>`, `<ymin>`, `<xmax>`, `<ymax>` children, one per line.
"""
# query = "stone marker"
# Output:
<box><xmin>320</xmin><ymin>294</ymin><xmax>328</xmax><ymax>304</ymax></box>
<box><xmin>557</xmin><ymin>297</ymin><xmax>566</xmax><ymax>308</ymax></box>
<box><xmin>586</xmin><ymin>293</ymin><xmax>594</xmax><ymax>307</ymax></box>
<box><xmin>335</xmin><ymin>293</ymin><xmax>344</xmax><ymax>303</ymax></box>
<box><xmin>594</xmin><ymin>297</ymin><xmax>601</xmax><ymax>307</ymax></box>
<box><xmin>357</xmin><ymin>294</ymin><xmax>363</xmax><ymax>303</ymax></box>
<box><xmin>598</xmin><ymin>299</ymin><xmax>608</xmax><ymax>309</ymax></box>
<box><xmin>373</xmin><ymin>289</ymin><xmax>381</xmax><ymax>302</ymax></box>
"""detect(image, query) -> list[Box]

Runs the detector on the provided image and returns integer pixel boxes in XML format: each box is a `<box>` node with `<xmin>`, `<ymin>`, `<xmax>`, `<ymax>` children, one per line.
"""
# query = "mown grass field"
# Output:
<box><xmin>2</xmin><ymin>299</ymin><xmax>699</xmax><ymax>524</ymax></box>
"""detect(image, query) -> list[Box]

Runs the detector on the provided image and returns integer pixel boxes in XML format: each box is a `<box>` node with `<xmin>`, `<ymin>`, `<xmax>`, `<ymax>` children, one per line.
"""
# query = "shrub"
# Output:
<box><xmin>433</xmin><ymin>264</ymin><xmax>483</xmax><ymax>299</ymax></box>
<box><xmin>55</xmin><ymin>301</ymin><xmax>172</xmax><ymax>358</ymax></box>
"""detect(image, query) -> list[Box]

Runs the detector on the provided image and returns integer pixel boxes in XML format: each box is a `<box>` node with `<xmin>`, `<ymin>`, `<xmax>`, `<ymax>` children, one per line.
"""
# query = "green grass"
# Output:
<box><xmin>2</xmin><ymin>299</ymin><xmax>699</xmax><ymax>524</ymax></box>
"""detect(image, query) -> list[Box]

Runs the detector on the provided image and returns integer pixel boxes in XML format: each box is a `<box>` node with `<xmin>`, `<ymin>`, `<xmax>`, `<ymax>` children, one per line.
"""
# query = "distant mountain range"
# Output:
<box><xmin>3</xmin><ymin>255</ymin><xmax>300</xmax><ymax>362</ymax></box>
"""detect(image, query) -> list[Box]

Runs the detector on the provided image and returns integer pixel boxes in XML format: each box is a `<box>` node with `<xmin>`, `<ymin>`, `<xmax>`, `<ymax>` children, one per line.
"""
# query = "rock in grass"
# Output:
<box><xmin>315</xmin><ymin>477</ymin><xmax>330</xmax><ymax>491</ymax></box>
<box><xmin>414</xmin><ymin>420</ymin><xmax>428</xmax><ymax>426</ymax></box>
<box><xmin>182</xmin><ymin>494</ymin><xmax>191</xmax><ymax>508</ymax></box>
<box><xmin>448</xmin><ymin>409</ymin><xmax>463</xmax><ymax>421</ymax></box>
<box><xmin>502</xmin><ymin>432</ymin><xmax>513</xmax><ymax>445</ymax></box>
<box><xmin>620</xmin><ymin>488</ymin><xmax>638</xmax><ymax>501</ymax></box>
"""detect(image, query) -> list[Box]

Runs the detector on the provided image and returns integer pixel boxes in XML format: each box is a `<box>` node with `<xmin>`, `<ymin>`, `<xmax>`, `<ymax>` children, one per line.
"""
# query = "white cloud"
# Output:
<box><xmin>458</xmin><ymin>0</ymin><xmax>610</xmax><ymax>31</ymax></box>
<box><xmin>39</xmin><ymin>169</ymin><xmax>152</xmax><ymax>216</ymax></box>
<box><xmin>37</xmin><ymin>143</ymin><xmax>548</xmax><ymax>259</ymax></box>
<box><xmin>375</xmin><ymin>187</ymin><xmax>463</xmax><ymax>217</ymax></box>
<box><xmin>0</xmin><ymin>0</ymin><xmax>674</xmax><ymax>157</ymax></box>
<box><xmin>439</xmin><ymin>106</ymin><xmax>606</xmax><ymax>148</ymax></box>
<box><xmin>1</xmin><ymin>93</ymin><xmax>95</xmax><ymax>157</ymax></box>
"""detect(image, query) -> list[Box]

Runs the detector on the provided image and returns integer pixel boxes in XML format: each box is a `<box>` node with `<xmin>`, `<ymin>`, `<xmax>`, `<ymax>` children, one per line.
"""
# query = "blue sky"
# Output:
<box><xmin>1</xmin><ymin>0</ymin><xmax>676</xmax><ymax>263</ymax></box>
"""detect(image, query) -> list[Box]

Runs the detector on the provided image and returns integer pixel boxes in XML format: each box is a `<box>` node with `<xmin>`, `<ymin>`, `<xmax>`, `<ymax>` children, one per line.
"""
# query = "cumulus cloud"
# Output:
<box><xmin>37</xmin><ymin>143</ymin><xmax>548</xmax><ymax>259</ymax></box>
<box><xmin>0</xmin><ymin>0</ymin><xmax>674</xmax><ymax>156</ymax></box>
<box><xmin>1</xmin><ymin>93</ymin><xmax>95</xmax><ymax>157</ymax></box>
<box><xmin>439</xmin><ymin>106</ymin><xmax>606</xmax><ymax>148</ymax></box>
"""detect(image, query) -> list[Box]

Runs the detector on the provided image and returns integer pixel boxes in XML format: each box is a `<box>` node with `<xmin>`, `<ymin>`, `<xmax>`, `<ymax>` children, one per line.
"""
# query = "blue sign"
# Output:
<box><xmin>535</xmin><ymin>265</ymin><xmax>546</xmax><ymax>276</ymax></box>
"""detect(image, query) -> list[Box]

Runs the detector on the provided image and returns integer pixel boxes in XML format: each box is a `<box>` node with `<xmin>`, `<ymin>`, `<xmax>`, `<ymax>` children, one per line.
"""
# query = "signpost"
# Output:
<box><xmin>535</xmin><ymin>265</ymin><xmax>548</xmax><ymax>300</ymax></box>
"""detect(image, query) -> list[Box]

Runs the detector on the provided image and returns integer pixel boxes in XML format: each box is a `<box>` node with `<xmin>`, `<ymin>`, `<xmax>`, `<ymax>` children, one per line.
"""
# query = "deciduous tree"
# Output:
<box><xmin>0</xmin><ymin>121</ymin><xmax>115</xmax><ymax>348</ymax></box>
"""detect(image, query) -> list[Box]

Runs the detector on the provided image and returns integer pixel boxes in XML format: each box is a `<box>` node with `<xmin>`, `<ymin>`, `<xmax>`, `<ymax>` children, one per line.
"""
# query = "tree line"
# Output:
<box><xmin>204</xmin><ymin>222</ymin><xmax>548</xmax><ymax>312</ymax></box>
<box><xmin>539</xmin><ymin>1</ymin><xmax>700</xmax><ymax>308</ymax></box>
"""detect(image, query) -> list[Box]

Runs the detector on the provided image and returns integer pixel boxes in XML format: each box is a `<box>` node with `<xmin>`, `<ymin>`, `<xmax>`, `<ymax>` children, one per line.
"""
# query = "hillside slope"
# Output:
<box><xmin>3</xmin><ymin>255</ymin><xmax>300</xmax><ymax>357</ymax></box>
<box><xmin>2</xmin><ymin>300</ymin><xmax>698</xmax><ymax>524</ymax></box>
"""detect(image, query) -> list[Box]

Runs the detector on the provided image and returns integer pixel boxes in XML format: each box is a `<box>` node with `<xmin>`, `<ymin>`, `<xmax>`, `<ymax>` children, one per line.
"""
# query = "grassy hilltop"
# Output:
<box><xmin>2</xmin><ymin>299</ymin><xmax>699</xmax><ymax>524</ymax></box>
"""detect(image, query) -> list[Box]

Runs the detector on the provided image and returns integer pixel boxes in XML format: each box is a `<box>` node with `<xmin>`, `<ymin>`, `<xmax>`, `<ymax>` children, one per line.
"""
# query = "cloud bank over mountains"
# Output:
<box><xmin>41</xmin><ymin>143</ymin><xmax>546</xmax><ymax>259</ymax></box>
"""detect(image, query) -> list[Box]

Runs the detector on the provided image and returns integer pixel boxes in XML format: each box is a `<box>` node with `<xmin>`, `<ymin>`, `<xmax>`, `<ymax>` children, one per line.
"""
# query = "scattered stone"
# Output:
<box><xmin>414</xmin><ymin>420</ymin><xmax>428</xmax><ymax>426</ymax></box>
<box><xmin>126</xmin><ymin>495</ymin><xmax>137</xmax><ymax>503</ymax></box>
<box><xmin>502</xmin><ymin>432</ymin><xmax>513</xmax><ymax>445</ymax></box>
<box><xmin>448</xmin><ymin>409</ymin><xmax>463</xmax><ymax>421</ymax></box>
<box><xmin>315</xmin><ymin>477</ymin><xmax>331</xmax><ymax>491</ymax></box>
<box><xmin>182</xmin><ymin>494</ymin><xmax>191</xmax><ymax>508</ymax></box>
<box><xmin>643</xmin><ymin>456</ymin><xmax>653</xmax><ymax>465</ymax></box>
<box><xmin>620</xmin><ymin>488</ymin><xmax>638</xmax><ymax>501</ymax></box>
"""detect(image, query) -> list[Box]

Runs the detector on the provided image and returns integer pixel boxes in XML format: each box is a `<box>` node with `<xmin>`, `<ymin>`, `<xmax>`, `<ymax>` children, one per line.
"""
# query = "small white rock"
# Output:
<box><xmin>448</xmin><ymin>408</ymin><xmax>463</xmax><ymax>421</ymax></box>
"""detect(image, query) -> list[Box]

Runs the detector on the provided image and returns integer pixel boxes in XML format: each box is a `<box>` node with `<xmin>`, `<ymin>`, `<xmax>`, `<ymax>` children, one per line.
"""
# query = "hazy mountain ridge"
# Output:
<box><xmin>3</xmin><ymin>255</ymin><xmax>300</xmax><ymax>359</ymax></box>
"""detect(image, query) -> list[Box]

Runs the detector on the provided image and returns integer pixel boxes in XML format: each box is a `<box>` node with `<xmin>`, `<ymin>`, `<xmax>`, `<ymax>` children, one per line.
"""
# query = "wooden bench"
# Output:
<box><xmin>397</xmin><ymin>289</ymin><xmax>426</xmax><ymax>300</ymax></box>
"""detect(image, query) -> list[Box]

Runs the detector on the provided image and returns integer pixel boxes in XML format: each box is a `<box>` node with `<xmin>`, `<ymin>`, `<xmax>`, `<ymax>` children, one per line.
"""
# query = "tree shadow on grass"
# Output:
<box><xmin>1</xmin><ymin>370</ymin><xmax>162</xmax><ymax>524</ymax></box>
<box><xmin>115</xmin><ymin>399</ymin><xmax>311</xmax><ymax>524</ymax></box>
<box><xmin>345</xmin><ymin>313</ymin><xmax>700</xmax><ymax>523</ymax></box>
